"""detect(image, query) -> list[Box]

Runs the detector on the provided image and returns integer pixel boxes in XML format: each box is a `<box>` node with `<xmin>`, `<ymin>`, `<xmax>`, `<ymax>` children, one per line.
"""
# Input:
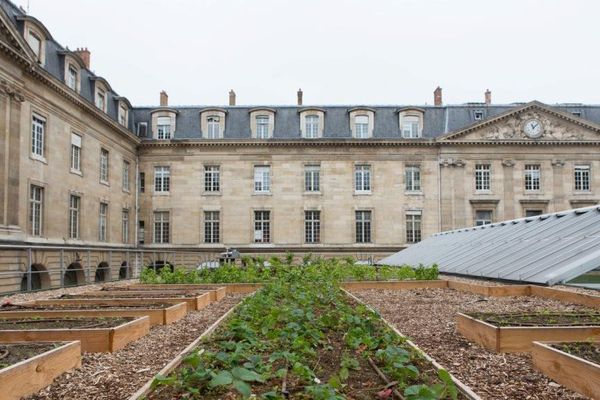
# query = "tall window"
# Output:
<box><xmin>204</xmin><ymin>211</ymin><xmax>220</xmax><ymax>243</ymax></box>
<box><xmin>305</xmin><ymin>210</ymin><xmax>321</xmax><ymax>243</ymax></box>
<box><xmin>305</xmin><ymin>115</ymin><xmax>319</xmax><ymax>138</ymax></box>
<box><xmin>122</xmin><ymin>161</ymin><xmax>130</xmax><ymax>191</ymax></box>
<box><xmin>355</xmin><ymin>115</ymin><xmax>369</xmax><ymax>138</ymax></box>
<box><xmin>475</xmin><ymin>210</ymin><xmax>492</xmax><ymax>226</ymax></box>
<box><xmin>154</xmin><ymin>166</ymin><xmax>170</xmax><ymax>193</ymax></box>
<box><xmin>254</xmin><ymin>166</ymin><xmax>271</xmax><ymax>193</ymax></box>
<box><xmin>31</xmin><ymin>114</ymin><xmax>45</xmax><ymax>157</ymax></box>
<box><xmin>204</xmin><ymin>165</ymin><xmax>220</xmax><ymax>192</ymax></box>
<box><xmin>27</xmin><ymin>31</ymin><xmax>42</xmax><ymax>60</ymax></box>
<box><xmin>100</xmin><ymin>148</ymin><xmax>109</xmax><ymax>183</ymax></box>
<box><xmin>122</xmin><ymin>209</ymin><xmax>129</xmax><ymax>243</ymax></box>
<box><xmin>524</xmin><ymin>164</ymin><xmax>540</xmax><ymax>191</ymax></box>
<box><xmin>475</xmin><ymin>164</ymin><xmax>491</xmax><ymax>191</ymax></box>
<box><xmin>99</xmin><ymin>202</ymin><xmax>108</xmax><ymax>241</ymax></box>
<box><xmin>157</xmin><ymin>117</ymin><xmax>171</xmax><ymax>139</ymax></box>
<box><xmin>96</xmin><ymin>88</ymin><xmax>106</xmax><ymax>111</ymax></box>
<box><xmin>304</xmin><ymin>165</ymin><xmax>320</xmax><ymax>192</ymax></box>
<box><xmin>355</xmin><ymin>164</ymin><xmax>371</xmax><ymax>193</ymax></box>
<box><xmin>139</xmin><ymin>172</ymin><xmax>145</xmax><ymax>193</ymax></box>
<box><xmin>154</xmin><ymin>211</ymin><xmax>170</xmax><ymax>243</ymax></box>
<box><xmin>119</xmin><ymin>105</ymin><xmax>128</xmax><ymax>126</ymax></box>
<box><xmin>574</xmin><ymin>165</ymin><xmax>591</xmax><ymax>191</ymax></box>
<box><xmin>405</xmin><ymin>165</ymin><xmax>421</xmax><ymax>192</ymax></box>
<box><xmin>256</xmin><ymin>115</ymin><xmax>270</xmax><ymax>139</ymax></box>
<box><xmin>402</xmin><ymin>116</ymin><xmax>421</xmax><ymax>138</ymax></box>
<box><xmin>406</xmin><ymin>211</ymin><xmax>422</xmax><ymax>243</ymax></box>
<box><xmin>207</xmin><ymin>116</ymin><xmax>220</xmax><ymax>139</ymax></box>
<box><xmin>70</xmin><ymin>133</ymin><xmax>81</xmax><ymax>172</ymax></box>
<box><xmin>29</xmin><ymin>185</ymin><xmax>43</xmax><ymax>236</ymax></box>
<box><xmin>67</xmin><ymin>64</ymin><xmax>78</xmax><ymax>90</ymax></box>
<box><xmin>68</xmin><ymin>195</ymin><xmax>80</xmax><ymax>239</ymax></box>
<box><xmin>355</xmin><ymin>210</ymin><xmax>372</xmax><ymax>243</ymax></box>
<box><xmin>254</xmin><ymin>210</ymin><xmax>271</xmax><ymax>243</ymax></box>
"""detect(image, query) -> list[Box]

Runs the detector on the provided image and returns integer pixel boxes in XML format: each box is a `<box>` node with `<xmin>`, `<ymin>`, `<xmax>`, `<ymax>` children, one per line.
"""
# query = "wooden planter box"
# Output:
<box><xmin>532</xmin><ymin>341</ymin><xmax>600</xmax><ymax>399</ymax></box>
<box><xmin>122</xmin><ymin>285</ymin><xmax>227</xmax><ymax>302</ymax></box>
<box><xmin>456</xmin><ymin>313</ymin><xmax>600</xmax><ymax>353</ymax></box>
<box><xmin>0</xmin><ymin>316</ymin><xmax>150</xmax><ymax>353</ymax></box>
<box><xmin>0</xmin><ymin>341</ymin><xmax>81</xmax><ymax>400</ymax></box>
<box><xmin>341</xmin><ymin>280</ymin><xmax>448</xmax><ymax>290</ymax></box>
<box><xmin>447</xmin><ymin>281</ymin><xmax>531</xmax><ymax>297</ymax></box>
<box><xmin>127</xmin><ymin>283</ymin><xmax>261</xmax><ymax>294</ymax></box>
<box><xmin>72</xmin><ymin>291</ymin><xmax>211</xmax><ymax>312</ymax></box>
<box><xmin>0</xmin><ymin>301</ymin><xmax>187</xmax><ymax>327</ymax></box>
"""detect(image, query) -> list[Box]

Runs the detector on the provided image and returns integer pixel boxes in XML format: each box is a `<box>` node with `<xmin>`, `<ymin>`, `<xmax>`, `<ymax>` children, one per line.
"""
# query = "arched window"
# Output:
<box><xmin>207</xmin><ymin>116</ymin><xmax>221</xmax><ymax>139</ymax></box>
<box><xmin>355</xmin><ymin>115</ymin><xmax>369</xmax><ymax>138</ymax></box>
<box><xmin>402</xmin><ymin>115</ymin><xmax>421</xmax><ymax>138</ymax></box>
<box><xmin>256</xmin><ymin>115</ymin><xmax>270</xmax><ymax>139</ymax></box>
<box><xmin>95</xmin><ymin>261</ymin><xmax>110</xmax><ymax>282</ymax></box>
<box><xmin>20</xmin><ymin>263</ymin><xmax>50</xmax><ymax>291</ymax></box>
<box><xmin>64</xmin><ymin>262</ymin><xmax>85</xmax><ymax>286</ymax></box>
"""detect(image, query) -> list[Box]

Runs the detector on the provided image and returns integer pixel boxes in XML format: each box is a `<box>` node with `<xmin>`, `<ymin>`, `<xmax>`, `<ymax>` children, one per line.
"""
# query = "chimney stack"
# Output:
<box><xmin>297</xmin><ymin>88</ymin><xmax>303</xmax><ymax>106</ymax></box>
<box><xmin>434</xmin><ymin>86</ymin><xmax>442</xmax><ymax>106</ymax></box>
<box><xmin>229</xmin><ymin>90</ymin><xmax>236</xmax><ymax>106</ymax></box>
<box><xmin>484</xmin><ymin>89</ymin><xmax>492</xmax><ymax>105</ymax></box>
<box><xmin>160</xmin><ymin>90</ymin><xmax>168</xmax><ymax>107</ymax></box>
<box><xmin>74</xmin><ymin>47</ymin><xmax>90</xmax><ymax>69</ymax></box>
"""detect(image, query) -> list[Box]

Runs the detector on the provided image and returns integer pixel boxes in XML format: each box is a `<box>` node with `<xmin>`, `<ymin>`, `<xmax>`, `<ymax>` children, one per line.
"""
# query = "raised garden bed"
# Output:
<box><xmin>0</xmin><ymin>301</ymin><xmax>187</xmax><ymax>327</ymax></box>
<box><xmin>108</xmin><ymin>285</ymin><xmax>228</xmax><ymax>302</ymax></box>
<box><xmin>532</xmin><ymin>341</ymin><xmax>600</xmax><ymax>399</ymax></box>
<box><xmin>0</xmin><ymin>316</ymin><xmax>149</xmax><ymax>352</ymax></box>
<box><xmin>457</xmin><ymin>311</ymin><xmax>600</xmax><ymax>352</ymax></box>
<box><xmin>0</xmin><ymin>341</ymin><xmax>81</xmax><ymax>400</ymax></box>
<box><xmin>61</xmin><ymin>291</ymin><xmax>211</xmax><ymax>311</ymax></box>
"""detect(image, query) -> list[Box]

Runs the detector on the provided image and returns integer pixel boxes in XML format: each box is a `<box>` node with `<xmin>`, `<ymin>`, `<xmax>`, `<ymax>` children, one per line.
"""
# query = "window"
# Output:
<box><xmin>207</xmin><ymin>116</ymin><xmax>220</xmax><ymax>139</ymax></box>
<box><xmin>571</xmin><ymin>111</ymin><xmax>582</xmax><ymax>117</ymax></box>
<box><xmin>475</xmin><ymin>164</ymin><xmax>491</xmax><ymax>191</ymax></box>
<box><xmin>254</xmin><ymin>166</ymin><xmax>271</xmax><ymax>193</ymax></box>
<box><xmin>138</xmin><ymin>220</ymin><xmax>145</xmax><ymax>244</ymax></box>
<box><xmin>256</xmin><ymin>115</ymin><xmax>270</xmax><ymax>139</ymax></box>
<box><xmin>524</xmin><ymin>164</ymin><xmax>540</xmax><ymax>191</ymax></box>
<box><xmin>96</xmin><ymin>88</ymin><xmax>106</xmax><ymax>111</ymax></box>
<box><xmin>122</xmin><ymin>209</ymin><xmax>129</xmax><ymax>243</ymax></box>
<box><xmin>100</xmin><ymin>148</ymin><xmax>109</xmax><ymax>183</ymax></box>
<box><xmin>157</xmin><ymin>117</ymin><xmax>171</xmax><ymax>139</ymax></box>
<box><xmin>137</xmin><ymin>122</ymin><xmax>148</xmax><ymax>137</ymax></box>
<box><xmin>154</xmin><ymin>211</ymin><xmax>170</xmax><ymax>243</ymax></box>
<box><xmin>402</xmin><ymin>115</ymin><xmax>421</xmax><ymax>138</ymax></box>
<box><xmin>574</xmin><ymin>165</ymin><xmax>591</xmax><ymax>191</ymax></box>
<box><xmin>70</xmin><ymin>133</ymin><xmax>81</xmax><ymax>172</ymax></box>
<box><xmin>525</xmin><ymin>209</ymin><xmax>543</xmax><ymax>217</ymax></box>
<box><xmin>305</xmin><ymin>210</ymin><xmax>321</xmax><ymax>243</ymax></box>
<box><xmin>29</xmin><ymin>185</ymin><xmax>43</xmax><ymax>236</ymax></box>
<box><xmin>405</xmin><ymin>165</ymin><xmax>421</xmax><ymax>192</ymax></box>
<box><xmin>67</xmin><ymin>64</ymin><xmax>78</xmax><ymax>91</ymax></box>
<box><xmin>304</xmin><ymin>115</ymin><xmax>319</xmax><ymax>138</ymax></box>
<box><xmin>69</xmin><ymin>195</ymin><xmax>80</xmax><ymax>239</ymax></box>
<box><xmin>304</xmin><ymin>165</ymin><xmax>320</xmax><ymax>192</ymax></box>
<box><xmin>31</xmin><ymin>114</ymin><xmax>45</xmax><ymax>158</ymax></box>
<box><xmin>27</xmin><ymin>31</ymin><xmax>41</xmax><ymax>60</ymax></box>
<box><xmin>474</xmin><ymin>110</ymin><xmax>484</xmax><ymax>121</ymax></box>
<box><xmin>406</xmin><ymin>211</ymin><xmax>422</xmax><ymax>243</ymax></box>
<box><xmin>99</xmin><ymin>202</ymin><xmax>108</xmax><ymax>241</ymax></box>
<box><xmin>154</xmin><ymin>166</ymin><xmax>170</xmax><ymax>193</ymax></box>
<box><xmin>254</xmin><ymin>210</ymin><xmax>271</xmax><ymax>243</ymax></box>
<box><xmin>204</xmin><ymin>165</ymin><xmax>220</xmax><ymax>192</ymax></box>
<box><xmin>204</xmin><ymin>211</ymin><xmax>220</xmax><ymax>243</ymax></box>
<box><xmin>475</xmin><ymin>210</ymin><xmax>493</xmax><ymax>226</ymax></box>
<box><xmin>355</xmin><ymin>115</ymin><xmax>369</xmax><ymax>138</ymax></box>
<box><xmin>355</xmin><ymin>164</ymin><xmax>371</xmax><ymax>193</ymax></box>
<box><xmin>355</xmin><ymin>210</ymin><xmax>372</xmax><ymax>243</ymax></box>
<box><xmin>119</xmin><ymin>105</ymin><xmax>128</xmax><ymax>127</ymax></box>
<box><xmin>122</xmin><ymin>161</ymin><xmax>130</xmax><ymax>191</ymax></box>
<box><xmin>139</xmin><ymin>172</ymin><xmax>145</xmax><ymax>193</ymax></box>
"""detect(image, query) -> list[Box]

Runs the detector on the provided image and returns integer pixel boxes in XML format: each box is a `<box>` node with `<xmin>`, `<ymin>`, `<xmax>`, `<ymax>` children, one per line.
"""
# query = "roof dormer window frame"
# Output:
<box><xmin>299</xmin><ymin>108</ymin><xmax>325</xmax><ymax>139</ymax></box>
<box><xmin>348</xmin><ymin>107</ymin><xmax>376</xmax><ymax>139</ymax></box>
<box><xmin>249</xmin><ymin>108</ymin><xmax>276</xmax><ymax>139</ymax></box>
<box><xmin>95</xmin><ymin>85</ymin><xmax>107</xmax><ymax>112</ymax></box>
<box><xmin>17</xmin><ymin>16</ymin><xmax>52</xmax><ymax>66</ymax></box>
<box><xmin>151</xmin><ymin>109</ymin><xmax>178</xmax><ymax>140</ymax></box>
<box><xmin>200</xmin><ymin>108</ymin><xmax>227</xmax><ymax>139</ymax></box>
<box><xmin>397</xmin><ymin>108</ymin><xmax>424</xmax><ymax>139</ymax></box>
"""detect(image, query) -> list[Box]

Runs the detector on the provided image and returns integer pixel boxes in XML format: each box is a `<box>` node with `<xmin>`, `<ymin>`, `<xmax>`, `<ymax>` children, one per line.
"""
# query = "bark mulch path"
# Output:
<box><xmin>26</xmin><ymin>293</ymin><xmax>245</xmax><ymax>400</ymax></box>
<box><xmin>352</xmin><ymin>288</ymin><xmax>591</xmax><ymax>400</ymax></box>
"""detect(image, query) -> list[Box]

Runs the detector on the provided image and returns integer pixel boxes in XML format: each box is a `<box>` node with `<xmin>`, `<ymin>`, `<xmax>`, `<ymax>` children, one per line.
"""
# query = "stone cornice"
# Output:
<box><xmin>139</xmin><ymin>138</ymin><xmax>438</xmax><ymax>148</ymax></box>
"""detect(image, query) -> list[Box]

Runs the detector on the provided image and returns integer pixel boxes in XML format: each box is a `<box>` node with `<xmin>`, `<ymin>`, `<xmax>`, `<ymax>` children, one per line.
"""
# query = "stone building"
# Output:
<box><xmin>0</xmin><ymin>0</ymin><xmax>599</xmax><ymax>291</ymax></box>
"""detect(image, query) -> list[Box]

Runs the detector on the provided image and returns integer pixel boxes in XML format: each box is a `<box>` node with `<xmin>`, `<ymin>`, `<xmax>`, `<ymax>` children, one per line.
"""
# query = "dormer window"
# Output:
<box><xmin>355</xmin><ymin>115</ymin><xmax>369</xmax><ymax>138</ymax></box>
<box><xmin>474</xmin><ymin>110</ymin><xmax>484</xmax><ymax>121</ymax></box>
<box><xmin>118</xmin><ymin>104</ymin><xmax>128</xmax><ymax>127</ymax></box>
<box><xmin>95</xmin><ymin>88</ymin><xmax>106</xmax><ymax>111</ymax></box>
<box><xmin>200</xmin><ymin>109</ymin><xmax>226</xmax><ymax>139</ymax></box>
<box><xmin>250</xmin><ymin>108</ymin><xmax>275</xmax><ymax>139</ymax></box>
<box><xmin>67</xmin><ymin>64</ymin><xmax>78</xmax><ymax>91</ymax></box>
<box><xmin>207</xmin><ymin>116</ymin><xmax>220</xmax><ymax>139</ymax></box>
<box><xmin>27</xmin><ymin>30</ymin><xmax>42</xmax><ymax>61</ymax></box>
<box><xmin>402</xmin><ymin>116</ymin><xmax>420</xmax><ymax>138</ymax></box>
<box><xmin>256</xmin><ymin>115</ymin><xmax>270</xmax><ymax>139</ymax></box>
<box><xmin>157</xmin><ymin>117</ymin><xmax>172</xmax><ymax>139</ymax></box>
<box><xmin>305</xmin><ymin>115</ymin><xmax>319</xmax><ymax>138</ymax></box>
<box><xmin>299</xmin><ymin>109</ymin><xmax>325</xmax><ymax>139</ymax></box>
<box><xmin>349</xmin><ymin>108</ymin><xmax>375</xmax><ymax>139</ymax></box>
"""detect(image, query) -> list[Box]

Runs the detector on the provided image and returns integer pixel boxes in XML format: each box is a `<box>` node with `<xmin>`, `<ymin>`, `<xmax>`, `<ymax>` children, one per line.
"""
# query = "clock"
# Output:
<box><xmin>523</xmin><ymin>118</ymin><xmax>543</xmax><ymax>138</ymax></box>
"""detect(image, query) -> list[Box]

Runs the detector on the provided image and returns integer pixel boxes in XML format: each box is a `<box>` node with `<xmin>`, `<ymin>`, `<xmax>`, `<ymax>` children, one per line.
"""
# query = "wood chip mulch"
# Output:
<box><xmin>26</xmin><ymin>293</ymin><xmax>245</xmax><ymax>400</ymax></box>
<box><xmin>353</xmin><ymin>288</ymin><xmax>591</xmax><ymax>400</ymax></box>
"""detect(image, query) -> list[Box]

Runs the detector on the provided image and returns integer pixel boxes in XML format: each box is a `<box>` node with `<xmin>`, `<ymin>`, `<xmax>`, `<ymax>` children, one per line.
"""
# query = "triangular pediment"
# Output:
<box><xmin>0</xmin><ymin>8</ymin><xmax>38</xmax><ymax>64</ymax></box>
<box><xmin>439</xmin><ymin>101</ymin><xmax>600</xmax><ymax>143</ymax></box>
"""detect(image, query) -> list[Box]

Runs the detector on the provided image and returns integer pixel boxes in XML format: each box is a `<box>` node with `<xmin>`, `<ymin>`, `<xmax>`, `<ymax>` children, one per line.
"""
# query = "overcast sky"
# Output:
<box><xmin>13</xmin><ymin>0</ymin><xmax>600</xmax><ymax>106</ymax></box>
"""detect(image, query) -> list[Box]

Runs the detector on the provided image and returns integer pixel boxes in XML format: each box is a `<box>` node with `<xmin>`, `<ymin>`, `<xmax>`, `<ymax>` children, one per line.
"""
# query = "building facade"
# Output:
<box><xmin>1</xmin><ymin>0</ymin><xmax>599</xmax><ymax>291</ymax></box>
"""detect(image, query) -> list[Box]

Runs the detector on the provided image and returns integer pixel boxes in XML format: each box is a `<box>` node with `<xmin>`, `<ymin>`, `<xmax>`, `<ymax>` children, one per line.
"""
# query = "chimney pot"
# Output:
<box><xmin>485</xmin><ymin>89</ymin><xmax>492</xmax><ymax>105</ymax></box>
<box><xmin>229</xmin><ymin>90</ymin><xmax>236</xmax><ymax>106</ymax></box>
<box><xmin>160</xmin><ymin>90</ymin><xmax>168</xmax><ymax>107</ymax></box>
<box><xmin>297</xmin><ymin>88</ymin><xmax>303</xmax><ymax>106</ymax></box>
<box><xmin>434</xmin><ymin>86</ymin><xmax>443</xmax><ymax>106</ymax></box>
<box><xmin>74</xmin><ymin>47</ymin><xmax>90</xmax><ymax>69</ymax></box>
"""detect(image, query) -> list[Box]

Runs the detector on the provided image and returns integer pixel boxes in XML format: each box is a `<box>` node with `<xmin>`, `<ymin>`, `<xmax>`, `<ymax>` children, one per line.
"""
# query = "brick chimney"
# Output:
<box><xmin>485</xmin><ymin>89</ymin><xmax>492</xmax><ymax>105</ymax></box>
<box><xmin>434</xmin><ymin>86</ymin><xmax>442</xmax><ymax>106</ymax></box>
<box><xmin>229</xmin><ymin>90</ymin><xmax>236</xmax><ymax>106</ymax></box>
<box><xmin>160</xmin><ymin>90</ymin><xmax>168</xmax><ymax>107</ymax></box>
<box><xmin>74</xmin><ymin>47</ymin><xmax>90</xmax><ymax>69</ymax></box>
<box><xmin>297</xmin><ymin>88</ymin><xmax>303</xmax><ymax>106</ymax></box>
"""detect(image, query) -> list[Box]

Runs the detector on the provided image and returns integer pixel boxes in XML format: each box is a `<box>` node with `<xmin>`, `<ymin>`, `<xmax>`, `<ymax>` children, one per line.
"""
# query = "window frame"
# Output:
<box><xmin>355</xmin><ymin>210</ymin><xmax>372</xmax><ymax>243</ymax></box>
<box><xmin>253</xmin><ymin>210</ymin><xmax>271</xmax><ymax>243</ymax></box>
<box><xmin>354</xmin><ymin>164</ymin><xmax>372</xmax><ymax>193</ymax></box>
<box><xmin>153</xmin><ymin>211</ymin><xmax>170</xmax><ymax>244</ymax></box>
<box><xmin>66</xmin><ymin>63</ymin><xmax>79</xmax><ymax>91</ymax></box>
<box><xmin>474</xmin><ymin>209</ymin><xmax>493</xmax><ymax>226</ymax></box>
<box><xmin>29</xmin><ymin>185</ymin><xmax>44</xmax><ymax>237</ymax></box>
<box><xmin>405</xmin><ymin>165</ymin><xmax>421</xmax><ymax>192</ymax></box>
<box><xmin>204</xmin><ymin>210</ymin><xmax>220</xmax><ymax>243</ymax></box>
<box><xmin>255</xmin><ymin>115</ymin><xmax>270</xmax><ymax>139</ymax></box>
<box><xmin>524</xmin><ymin>164</ymin><xmax>541</xmax><ymax>191</ymax></box>
<box><xmin>304</xmin><ymin>115</ymin><xmax>320</xmax><ymax>139</ymax></box>
<box><xmin>304</xmin><ymin>210</ymin><xmax>321</xmax><ymax>244</ymax></box>
<box><xmin>98</xmin><ymin>202</ymin><xmax>108</xmax><ymax>242</ymax></box>
<box><xmin>68</xmin><ymin>194</ymin><xmax>80</xmax><ymax>239</ymax></box>
<box><xmin>70</xmin><ymin>133</ymin><xmax>82</xmax><ymax>174</ymax></box>
<box><xmin>31</xmin><ymin>113</ymin><xmax>46</xmax><ymax>160</ymax></box>
<box><xmin>99</xmin><ymin>148</ymin><xmax>110</xmax><ymax>184</ymax></box>
<box><xmin>122</xmin><ymin>160</ymin><xmax>130</xmax><ymax>192</ymax></box>
<box><xmin>254</xmin><ymin>165</ymin><xmax>271</xmax><ymax>193</ymax></box>
<box><xmin>475</xmin><ymin>164</ymin><xmax>491</xmax><ymax>192</ymax></box>
<box><xmin>156</xmin><ymin>116</ymin><xmax>172</xmax><ymax>140</ymax></box>
<box><xmin>207</xmin><ymin>115</ymin><xmax>221</xmax><ymax>139</ymax></box>
<box><xmin>204</xmin><ymin>165</ymin><xmax>220</xmax><ymax>193</ymax></box>
<box><xmin>304</xmin><ymin>165</ymin><xmax>320</xmax><ymax>193</ymax></box>
<box><xmin>95</xmin><ymin>87</ymin><xmax>107</xmax><ymax>111</ymax></box>
<box><xmin>406</xmin><ymin>211</ymin><xmax>422</xmax><ymax>243</ymax></box>
<box><xmin>401</xmin><ymin>115</ymin><xmax>421</xmax><ymax>138</ymax></box>
<box><xmin>122</xmin><ymin>209</ymin><xmax>129</xmax><ymax>243</ymax></box>
<box><xmin>574</xmin><ymin>164</ymin><xmax>591</xmax><ymax>192</ymax></box>
<box><xmin>354</xmin><ymin>115</ymin><xmax>370</xmax><ymax>139</ymax></box>
<box><xmin>154</xmin><ymin>166</ymin><xmax>171</xmax><ymax>194</ymax></box>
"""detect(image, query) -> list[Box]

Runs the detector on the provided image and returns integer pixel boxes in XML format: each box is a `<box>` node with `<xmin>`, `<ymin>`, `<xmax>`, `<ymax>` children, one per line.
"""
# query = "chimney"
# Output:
<box><xmin>74</xmin><ymin>47</ymin><xmax>90</xmax><ymax>69</ymax></box>
<box><xmin>229</xmin><ymin>90</ymin><xmax>236</xmax><ymax>106</ymax></box>
<box><xmin>297</xmin><ymin>88</ymin><xmax>303</xmax><ymax>106</ymax></box>
<box><xmin>434</xmin><ymin>86</ymin><xmax>442</xmax><ymax>106</ymax></box>
<box><xmin>160</xmin><ymin>90</ymin><xmax>168</xmax><ymax>107</ymax></box>
<box><xmin>485</xmin><ymin>89</ymin><xmax>492</xmax><ymax>105</ymax></box>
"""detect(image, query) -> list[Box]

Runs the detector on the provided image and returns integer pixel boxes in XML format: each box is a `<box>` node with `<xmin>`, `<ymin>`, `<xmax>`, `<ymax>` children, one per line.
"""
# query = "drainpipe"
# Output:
<box><xmin>437</xmin><ymin>155</ymin><xmax>443</xmax><ymax>233</ymax></box>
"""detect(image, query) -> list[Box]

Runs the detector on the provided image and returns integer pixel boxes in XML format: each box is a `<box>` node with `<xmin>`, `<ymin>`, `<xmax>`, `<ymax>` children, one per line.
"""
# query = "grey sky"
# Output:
<box><xmin>14</xmin><ymin>0</ymin><xmax>600</xmax><ymax>106</ymax></box>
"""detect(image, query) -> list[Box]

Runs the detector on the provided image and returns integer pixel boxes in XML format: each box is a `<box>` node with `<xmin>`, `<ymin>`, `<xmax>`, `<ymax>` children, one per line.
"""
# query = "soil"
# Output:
<box><xmin>553</xmin><ymin>342</ymin><xmax>600</xmax><ymax>365</ymax></box>
<box><xmin>0</xmin><ymin>280</ymin><xmax>135</xmax><ymax>304</ymax></box>
<box><xmin>0</xmin><ymin>302</ymin><xmax>175</xmax><ymax>311</ymax></box>
<box><xmin>61</xmin><ymin>292</ymin><xmax>205</xmax><ymax>299</ymax></box>
<box><xmin>0</xmin><ymin>317</ymin><xmax>132</xmax><ymax>330</ymax></box>
<box><xmin>0</xmin><ymin>343</ymin><xmax>57</xmax><ymax>369</ymax></box>
<box><xmin>470</xmin><ymin>311</ymin><xmax>600</xmax><ymax>327</ymax></box>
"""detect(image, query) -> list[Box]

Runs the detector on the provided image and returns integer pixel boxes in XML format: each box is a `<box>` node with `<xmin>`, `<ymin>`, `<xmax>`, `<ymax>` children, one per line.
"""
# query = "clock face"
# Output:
<box><xmin>523</xmin><ymin>119</ymin><xmax>543</xmax><ymax>138</ymax></box>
